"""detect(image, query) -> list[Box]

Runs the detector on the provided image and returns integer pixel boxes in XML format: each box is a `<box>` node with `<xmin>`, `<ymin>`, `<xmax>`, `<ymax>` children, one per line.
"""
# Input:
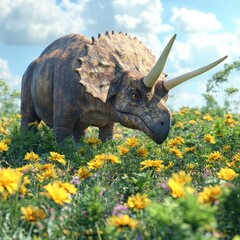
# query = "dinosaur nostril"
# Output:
<box><xmin>161</xmin><ymin>121</ymin><xmax>164</xmax><ymax>126</ymax></box>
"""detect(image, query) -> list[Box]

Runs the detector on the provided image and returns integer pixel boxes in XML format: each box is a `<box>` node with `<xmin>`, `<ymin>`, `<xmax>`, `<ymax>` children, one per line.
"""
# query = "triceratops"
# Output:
<box><xmin>21</xmin><ymin>32</ymin><xmax>227</xmax><ymax>144</ymax></box>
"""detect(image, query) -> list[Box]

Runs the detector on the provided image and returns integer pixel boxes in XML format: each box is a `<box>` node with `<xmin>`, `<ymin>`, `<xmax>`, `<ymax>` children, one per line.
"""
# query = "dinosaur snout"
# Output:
<box><xmin>151</xmin><ymin>119</ymin><xmax>170</xmax><ymax>144</ymax></box>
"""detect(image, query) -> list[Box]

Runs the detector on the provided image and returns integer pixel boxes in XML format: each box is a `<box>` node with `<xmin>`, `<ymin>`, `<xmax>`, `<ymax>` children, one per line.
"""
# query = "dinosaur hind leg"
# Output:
<box><xmin>21</xmin><ymin>73</ymin><xmax>41</xmax><ymax>130</ymax></box>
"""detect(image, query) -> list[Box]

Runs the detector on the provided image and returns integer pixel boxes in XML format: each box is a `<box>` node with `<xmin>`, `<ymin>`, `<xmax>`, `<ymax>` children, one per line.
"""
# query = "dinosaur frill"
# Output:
<box><xmin>74</xmin><ymin>31</ymin><xmax>156</xmax><ymax>102</ymax></box>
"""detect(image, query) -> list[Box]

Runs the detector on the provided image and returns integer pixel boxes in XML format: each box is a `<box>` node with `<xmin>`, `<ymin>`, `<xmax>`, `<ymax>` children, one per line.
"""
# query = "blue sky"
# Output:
<box><xmin>0</xmin><ymin>0</ymin><xmax>240</xmax><ymax>110</ymax></box>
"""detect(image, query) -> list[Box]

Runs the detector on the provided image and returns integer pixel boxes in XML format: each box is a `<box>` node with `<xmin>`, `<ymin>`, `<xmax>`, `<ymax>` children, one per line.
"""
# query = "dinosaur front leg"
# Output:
<box><xmin>53</xmin><ymin>125</ymin><xmax>73</xmax><ymax>144</ymax></box>
<box><xmin>73</xmin><ymin>127</ymin><xmax>87</xmax><ymax>143</ymax></box>
<box><xmin>99</xmin><ymin>122</ymin><xmax>115</xmax><ymax>142</ymax></box>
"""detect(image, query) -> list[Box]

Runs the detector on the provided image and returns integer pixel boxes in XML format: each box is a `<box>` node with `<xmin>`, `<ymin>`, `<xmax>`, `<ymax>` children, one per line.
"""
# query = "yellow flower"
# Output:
<box><xmin>186</xmin><ymin>163</ymin><xmax>195</xmax><ymax>169</ymax></box>
<box><xmin>225</xmin><ymin>113</ymin><xmax>232</xmax><ymax>119</ymax></box>
<box><xmin>85</xmin><ymin>136</ymin><xmax>101</xmax><ymax>145</ymax></box>
<box><xmin>140</xmin><ymin>159</ymin><xmax>164</xmax><ymax>172</ymax></box>
<box><xmin>224</xmin><ymin>118</ymin><xmax>236</xmax><ymax>127</ymax></box>
<box><xmin>21</xmin><ymin>206</ymin><xmax>46</xmax><ymax>222</ymax></box>
<box><xmin>125</xmin><ymin>193</ymin><xmax>151</xmax><ymax>209</ymax></box>
<box><xmin>189</xmin><ymin>120</ymin><xmax>196</xmax><ymax>125</ymax></box>
<box><xmin>225</xmin><ymin>161</ymin><xmax>236</xmax><ymax>168</ymax></box>
<box><xmin>198</xmin><ymin>185</ymin><xmax>221</xmax><ymax>204</ymax></box>
<box><xmin>17</xmin><ymin>164</ymin><xmax>34</xmax><ymax>173</ymax></box>
<box><xmin>203</xmin><ymin>114</ymin><xmax>213</xmax><ymax>121</ymax></box>
<box><xmin>171</xmin><ymin>171</ymin><xmax>192</xmax><ymax>185</ymax></box>
<box><xmin>183</xmin><ymin>146</ymin><xmax>196</xmax><ymax>154</ymax></box>
<box><xmin>114</xmin><ymin>133</ymin><xmax>122</xmax><ymax>139</ymax></box>
<box><xmin>223</xmin><ymin>145</ymin><xmax>231</xmax><ymax>151</ymax></box>
<box><xmin>56</xmin><ymin>181</ymin><xmax>77</xmax><ymax>194</ymax></box>
<box><xmin>136</xmin><ymin>147</ymin><xmax>148</xmax><ymax>158</ymax></box>
<box><xmin>0</xmin><ymin>141</ymin><xmax>9</xmax><ymax>152</ymax></box>
<box><xmin>87</xmin><ymin>158</ymin><xmax>105</xmax><ymax>170</ymax></box>
<box><xmin>44</xmin><ymin>181</ymin><xmax>73</xmax><ymax>205</ymax></box>
<box><xmin>0</xmin><ymin>125</ymin><xmax>9</xmax><ymax>135</ymax></box>
<box><xmin>164</xmin><ymin>161</ymin><xmax>174</xmax><ymax>170</ymax></box>
<box><xmin>207</xmin><ymin>151</ymin><xmax>222</xmax><ymax>162</ymax></box>
<box><xmin>92</xmin><ymin>153</ymin><xmax>121</xmax><ymax>164</ymax></box>
<box><xmin>36</xmin><ymin>165</ymin><xmax>58</xmax><ymax>182</ymax></box>
<box><xmin>2</xmin><ymin>138</ymin><xmax>11</xmax><ymax>145</ymax></box>
<box><xmin>167</xmin><ymin>171</ymin><xmax>194</xmax><ymax>198</ymax></box>
<box><xmin>194</xmin><ymin>110</ymin><xmax>201</xmax><ymax>115</ymax></box>
<box><xmin>108</xmin><ymin>214</ymin><xmax>138</xmax><ymax>230</ymax></box>
<box><xmin>103</xmin><ymin>153</ymin><xmax>121</xmax><ymax>163</ymax></box>
<box><xmin>178</xmin><ymin>108</ymin><xmax>189</xmax><ymax>115</ymax></box>
<box><xmin>217</xmin><ymin>168</ymin><xmax>238</xmax><ymax>181</ymax></box>
<box><xmin>48</xmin><ymin>152</ymin><xmax>66</xmax><ymax>166</ymax></box>
<box><xmin>204</xmin><ymin>134</ymin><xmax>216</xmax><ymax>144</ymax></box>
<box><xmin>176</xmin><ymin>122</ymin><xmax>184</xmax><ymax>128</ymax></box>
<box><xmin>167</xmin><ymin>179</ymin><xmax>185</xmax><ymax>198</ymax></box>
<box><xmin>77</xmin><ymin>166</ymin><xmax>92</xmax><ymax>180</ymax></box>
<box><xmin>24</xmin><ymin>151</ymin><xmax>39</xmax><ymax>161</ymax></box>
<box><xmin>168</xmin><ymin>137</ymin><xmax>184</xmax><ymax>147</ymax></box>
<box><xmin>0</xmin><ymin>168</ymin><xmax>22</xmax><ymax>195</ymax></box>
<box><xmin>19</xmin><ymin>176</ymin><xmax>31</xmax><ymax>195</ymax></box>
<box><xmin>233</xmin><ymin>152</ymin><xmax>240</xmax><ymax>161</ymax></box>
<box><xmin>125</xmin><ymin>137</ymin><xmax>140</xmax><ymax>147</ymax></box>
<box><xmin>118</xmin><ymin>145</ymin><xmax>129</xmax><ymax>155</ymax></box>
<box><xmin>170</xmin><ymin>147</ymin><xmax>183</xmax><ymax>158</ymax></box>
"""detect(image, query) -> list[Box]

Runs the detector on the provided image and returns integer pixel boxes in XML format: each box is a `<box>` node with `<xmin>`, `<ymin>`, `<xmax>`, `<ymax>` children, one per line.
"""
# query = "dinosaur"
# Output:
<box><xmin>21</xmin><ymin>31</ymin><xmax>227</xmax><ymax>144</ymax></box>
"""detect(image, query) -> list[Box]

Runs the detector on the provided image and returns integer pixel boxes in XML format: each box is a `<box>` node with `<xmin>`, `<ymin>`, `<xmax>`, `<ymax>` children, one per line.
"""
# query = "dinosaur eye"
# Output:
<box><xmin>131</xmin><ymin>92</ymin><xmax>140</xmax><ymax>101</ymax></box>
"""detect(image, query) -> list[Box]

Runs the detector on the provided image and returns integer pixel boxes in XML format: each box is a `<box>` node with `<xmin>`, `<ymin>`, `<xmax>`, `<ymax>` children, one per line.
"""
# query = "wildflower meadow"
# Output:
<box><xmin>0</xmin><ymin>80</ymin><xmax>240</xmax><ymax>239</ymax></box>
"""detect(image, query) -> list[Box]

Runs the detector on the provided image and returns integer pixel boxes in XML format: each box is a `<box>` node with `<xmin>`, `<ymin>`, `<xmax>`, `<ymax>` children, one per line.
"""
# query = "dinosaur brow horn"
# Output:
<box><xmin>143</xmin><ymin>34</ymin><xmax>176</xmax><ymax>88</ymax></box>
<box><xmin>163</xmin><ymin>55</ymin><xmax>228</xmax><ymax>91</ymax></box>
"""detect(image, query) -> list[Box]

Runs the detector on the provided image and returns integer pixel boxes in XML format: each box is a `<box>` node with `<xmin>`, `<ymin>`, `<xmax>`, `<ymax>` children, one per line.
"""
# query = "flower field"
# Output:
<box><xmin>0</xmin><ymin>108</ymin><xmax>239</xmax><ymax>239</ymax></box>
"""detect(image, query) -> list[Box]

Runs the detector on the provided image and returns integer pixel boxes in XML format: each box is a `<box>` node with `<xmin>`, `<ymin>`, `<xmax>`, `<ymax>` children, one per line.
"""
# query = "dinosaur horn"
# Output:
<box><xmin>163</xmin><ymin>56</ymin><xmax>228</xmax><ymax>91</ymax></box>
<box><xmin>143</xmin><ymin>34</ymin><xmax>176</xmax><ymax>88</ymax></box>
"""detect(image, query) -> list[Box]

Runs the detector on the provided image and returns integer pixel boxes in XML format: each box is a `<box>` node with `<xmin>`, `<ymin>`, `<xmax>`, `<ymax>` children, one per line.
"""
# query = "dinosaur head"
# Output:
<box><xmin>75</xmin><ymin>32</ymin><xmax>227</xmax><ymax>144</ymax></box>
<box><xmin>109</xmin><ymin>34</ymin><xmax>227</xmax><ymax>144</ymax></box>
<box><xmin>111</xmin><ymin>71</ymin><xmax>170</xmax><ymax>144</ymax></box>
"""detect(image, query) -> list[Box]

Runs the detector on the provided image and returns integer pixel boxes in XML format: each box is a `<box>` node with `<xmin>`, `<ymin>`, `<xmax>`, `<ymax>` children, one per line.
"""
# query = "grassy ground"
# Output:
<box><xmin>0</xmin><ymin>107</ymin><xmax>239</xmax><ymax>239</ymax></box>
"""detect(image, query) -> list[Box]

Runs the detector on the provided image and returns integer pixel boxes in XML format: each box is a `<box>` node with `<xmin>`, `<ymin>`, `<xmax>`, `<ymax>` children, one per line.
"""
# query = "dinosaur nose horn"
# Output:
<box><xmin>163</xmin><ymin>55</ymin><xmax>228</xmax><ymax>91</ymax></box>
<box><xmin>143</xmin><ymin>34</ymin><xmax>176</xmax><ymax>88</ymax></box>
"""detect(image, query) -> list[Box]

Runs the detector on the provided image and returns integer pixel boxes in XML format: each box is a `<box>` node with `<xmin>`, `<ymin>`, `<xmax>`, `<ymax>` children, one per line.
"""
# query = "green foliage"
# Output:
<box><xmin>145</xmin><ymin>195</ymin><xmax>217</xmax><ymax>240</ymax></box>
<box><xmin>216</xmin><ymin>181</ymin><xmax>240</xmax><ymax>239</ymax></box>
<box><xmin>0</xmin><ymin>79</ymin><xmax>20</xmax><ymax>115</ymax></box>
<box><xmin>207</xmin><ymin>59</ymin><xmax>240</xmax><ymax>92</ymax></box>
<box><xmin>206</xmin><ymin>59</ymin><xmax>240</xmax><ymax>113</ymax></box>
<box><xmin>201</xmin><ymin>93</ymin><xmax>223</xmax><ymax>115</ymax></box>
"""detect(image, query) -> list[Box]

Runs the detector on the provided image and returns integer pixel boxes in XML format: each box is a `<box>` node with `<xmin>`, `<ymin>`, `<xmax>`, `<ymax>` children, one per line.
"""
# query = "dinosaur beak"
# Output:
<box><xmin>143</xmin><ymin>34</ymin><xmax>176</xmax><ymax>88</ymax></box>
<box><xmin>163</xmin><ymin>56</ymin><xmax>228</xmax><ymax>91</ymax></box>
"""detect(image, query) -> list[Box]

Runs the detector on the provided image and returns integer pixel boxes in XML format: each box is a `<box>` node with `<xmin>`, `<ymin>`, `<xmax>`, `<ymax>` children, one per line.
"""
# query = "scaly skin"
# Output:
<box><xmin>21</xmin><ymin>33</ymin><xmax>170</xmax><ymax>144</ymax></box>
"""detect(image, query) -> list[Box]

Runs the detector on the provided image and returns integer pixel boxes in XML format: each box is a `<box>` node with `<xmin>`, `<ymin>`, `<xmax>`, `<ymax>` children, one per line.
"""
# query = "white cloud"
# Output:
<box><xmin>0</xmin><ymin>0</ymin><xmax>88</xmax><ymax>45</ymax></box>
<box><xmin>170</xmin><ymin>7</ymin><xmax>222</xmax><ymax>33</ymax></box>
<box><xmin>0</xmin><ymin>0</ymin><xmax>172</xmax><ymax>50</ymax></box>
<box><xmin>114</xmin><ymin>14</ymin><xmax>141</xmax><ymax>29</ymax></box>
<box><xmin>112</xmin><ymin>0</ymin><xmax>171</xmax><ymax>34</ymax></box>
<box><xmin>0</xmin><ymin>58</ymin><xmax>21</xmax><ymax>90</ymax></box>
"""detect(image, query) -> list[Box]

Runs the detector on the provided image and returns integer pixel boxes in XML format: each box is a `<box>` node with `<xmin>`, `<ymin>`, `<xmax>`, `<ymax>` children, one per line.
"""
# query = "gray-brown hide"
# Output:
<box><xmin>21</xmin><ymin>32</ymin><xmax>170</xmax><ymax>144</ymax></box>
